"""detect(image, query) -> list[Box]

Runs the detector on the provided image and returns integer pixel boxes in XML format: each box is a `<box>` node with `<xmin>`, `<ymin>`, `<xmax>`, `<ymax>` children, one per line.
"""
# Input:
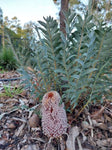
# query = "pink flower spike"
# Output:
<box><xmin>42</xmin><ymin>91</ymin><xmax>68</xmax><ymax>138</ymax></box>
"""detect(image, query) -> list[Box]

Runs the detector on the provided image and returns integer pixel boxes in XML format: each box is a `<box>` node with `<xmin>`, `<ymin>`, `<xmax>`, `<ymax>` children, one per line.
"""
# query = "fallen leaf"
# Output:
<box><xmin>96</xmin><ymin>138</ymin><xmax>112</xmax><ymax>147</ymax></box>
<box><xmin>15</xmin><ymin>123</ymin><xmax>26</xmax><ymax>136</ymax></box>
<box><xmin>92</xmin><ymin>119</ymin><xmax>108</xmax><ymax>130</ymax></box>
<box><xmin>104</xmin><ymin>114</ymin><xmax>112</xmax><ymax>122</ymax></box>
<box><xmin>66</xmin><ymin>126</ymin><xmax>79</xmax><ymax>150</ymax></box>
<box><xmin>29</xmin><ymin>114</ymin><xmax>40</xmax><ymax>128</ymax></box>
<box><xmin>91</xmin><ymin>107</ymin><xmax>105</xmax><ymax>119</ymax></box>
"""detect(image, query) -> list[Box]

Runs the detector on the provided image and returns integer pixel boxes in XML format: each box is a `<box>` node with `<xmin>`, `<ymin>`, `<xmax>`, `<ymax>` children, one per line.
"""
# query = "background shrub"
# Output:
<box><xmin>0</xmin><ymin>47</ymin><xmax>18</xmax><ymax>70</ymax></box>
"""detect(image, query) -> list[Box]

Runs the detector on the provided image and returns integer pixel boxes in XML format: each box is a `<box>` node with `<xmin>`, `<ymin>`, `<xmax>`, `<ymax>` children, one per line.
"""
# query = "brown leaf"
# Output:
<box><xmin>27</xmin><ymin>67</ymin><xmax>35</xmax><ymax>72</ymax></box>
<box><xmin>91</xmin><ymin>106</ymin><xmax>105</xmax><ymax>119</ymax></box>
<box><xmin>20</xmin><ymin>90</ymin><xmax>27</xmax><ymax>97</ymax></box>
<box><xmin>29</xmin><ymin>114</ymin><xmax>40</xmax><ymax>128</ymax></box>
<box><xmin>104</xmin><ymin>114</ymin><xmax>112</xmax><ymax>122</ymax></box>
<box><xmin>97</xmin><ymin>123</ymin><xmax>108</xmax><ymax>130</ymax></box>
<box><xmin>92</xmin><ymin>120</ymin><xmax>108</xmax><ymax>130</ymax></box>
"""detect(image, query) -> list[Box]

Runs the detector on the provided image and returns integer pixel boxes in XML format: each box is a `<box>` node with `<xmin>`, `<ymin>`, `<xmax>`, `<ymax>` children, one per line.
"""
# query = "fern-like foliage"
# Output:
<box><xmin>19</xmin><ymin>11</ymin><xmax>112</xmax><ymax>110</ymax></box>
<box><xmin>34</xmin><ymin>17</ymin><xmax>62</xmax><ymax>91</ymax></box>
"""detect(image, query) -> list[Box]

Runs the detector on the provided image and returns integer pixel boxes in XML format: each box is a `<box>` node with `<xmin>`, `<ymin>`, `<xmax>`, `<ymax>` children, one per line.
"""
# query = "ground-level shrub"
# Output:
<box><xmin>0</xmin><ymin>47</ymin><xmax>18</xmax><ymax>70</ymax></box>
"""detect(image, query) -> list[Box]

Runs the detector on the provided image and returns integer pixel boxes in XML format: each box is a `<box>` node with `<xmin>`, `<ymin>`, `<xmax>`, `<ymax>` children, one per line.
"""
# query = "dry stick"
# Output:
<box><xmin>88</xmin><ymin>115</ymin><xmax>93</xmax><ymax>138</ymax></box>
<box><xmin>30</xmin><ymin>137</ymin><xmax>45</xmax><ymax>143</ymax></box>
<box><xmin>77</xmin><ymin>137</ymin><xmax>83</xmax><ymax>150</ymax></box>
<box><xmin>0</xmin><ymin>108</ymin><xmax>19</xmax><ymax>120</ymax></box>
<box><xmin>66</xmin><ymin>126</ymin><xmax>79</xmax><ymax>150</ymax></box>
<box><xmin>15</xmin><ymin>122</ymin><xmax>26</xmax><ymax>136</ymax></box>
<box><xmin>12</xmin><ymin>117</ymin><xmax>26</xmax><ymax>123</ymax></box>
<box><xmin>60</xmin><ymin>137</ymin><xmax>65</xmax><ymax>150</ymax></box>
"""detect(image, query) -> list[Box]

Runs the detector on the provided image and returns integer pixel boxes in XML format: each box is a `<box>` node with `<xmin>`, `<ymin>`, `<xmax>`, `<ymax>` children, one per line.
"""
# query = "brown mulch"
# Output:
<box><xmin>0</xmin><ymin>71</ymin><xmax>20</xmax><ymax>79</ymax></box>
<box><xmin>0</xmin><ymin>71</ymin><xmax>112</xmax><ymax>150</ymax></box>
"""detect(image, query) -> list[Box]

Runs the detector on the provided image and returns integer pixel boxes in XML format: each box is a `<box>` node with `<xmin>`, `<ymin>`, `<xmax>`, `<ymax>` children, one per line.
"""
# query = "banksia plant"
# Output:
<box><xmin>19</xmin><ymin>12</ymin><xmax>112</xmax><ymax>113</ymax></box>
<box><xmin>41</xmin><ymin>91</ymin><xmax>68</xmax><ymax>138</ymax></box>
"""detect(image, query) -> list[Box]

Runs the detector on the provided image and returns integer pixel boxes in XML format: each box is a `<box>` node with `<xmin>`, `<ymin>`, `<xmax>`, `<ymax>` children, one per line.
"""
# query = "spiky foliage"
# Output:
<box><xmin>20</xmin><ymin>11</ymin><xmax>112</xmax><ymax>110</ymax></box>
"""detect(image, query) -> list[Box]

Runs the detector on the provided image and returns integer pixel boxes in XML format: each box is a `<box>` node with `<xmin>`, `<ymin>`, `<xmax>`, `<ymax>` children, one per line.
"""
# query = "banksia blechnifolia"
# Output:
<box><xmin>42</xmin><ymin>91</ymin><xmax>68</xmax><ymax>138</ymax></box>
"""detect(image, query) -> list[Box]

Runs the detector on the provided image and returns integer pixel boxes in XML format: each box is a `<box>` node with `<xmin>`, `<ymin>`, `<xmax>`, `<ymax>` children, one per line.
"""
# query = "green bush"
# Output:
<box><xmin>0</xmin><ymin>47</ymin><xmax>18</xmax><ymax>70</ymax></box>
<box><xmin>19</xmin><ymin>11</ymin><xmax>112</xmax><ymax>112</ymax></box>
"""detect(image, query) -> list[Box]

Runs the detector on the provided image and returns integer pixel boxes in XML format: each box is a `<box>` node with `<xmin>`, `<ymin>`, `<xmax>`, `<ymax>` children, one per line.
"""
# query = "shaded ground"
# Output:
<box><xmin>0</xmin><ymin>71</ymin><xmax>112</xmax><ymax>150</ymax></box>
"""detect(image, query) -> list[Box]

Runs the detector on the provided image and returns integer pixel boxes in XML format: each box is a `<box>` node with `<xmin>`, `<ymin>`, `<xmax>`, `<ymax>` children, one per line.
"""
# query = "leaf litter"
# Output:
<box><xmin>0</xmin><ymin>71</ymin><xmax>112</xmax><ymax>150</ymax></box>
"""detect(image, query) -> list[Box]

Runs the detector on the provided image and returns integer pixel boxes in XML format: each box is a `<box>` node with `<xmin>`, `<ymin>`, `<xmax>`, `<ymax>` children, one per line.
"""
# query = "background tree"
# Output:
<box><xmin>0</xmin><ymin>13</ymin><xmax>36</xmax><ymax>67</ymax></box>
<box><xmin>0</xmin><ymin>8</ymin><xmax>5</xmax><ymax>48</ymax></box>
<box><xmin>0</xmin><ymin>8</ymin><xmax>3</xmax><ymax>47</ymax></box>
<box><xmin>4</xmin><ymin>16</ymin><xmax>22</xmax><ymax>34</ymax></box>
<box><xmin>53</xmin><ymin>0</ymin><xmax>112</xmax><ymax>34</ymax></box>
<box><xmin>59</xmin><ymin>0</ymin><xmax>69</xmax><ymax>35</ymax></box>
<box><xmin>53</xmin><ymin>0</ymin><xmax>86</xmax><ymax>34</ymax></box>
<box><xmin>0</xmin><ymin>7</ymin><xmax>3</xmax><ymax>25</ymax></box>
<box><xmin>91</xmin><ymin>0</ymin><xmax>112</xmax><ymax>24</ymax></box>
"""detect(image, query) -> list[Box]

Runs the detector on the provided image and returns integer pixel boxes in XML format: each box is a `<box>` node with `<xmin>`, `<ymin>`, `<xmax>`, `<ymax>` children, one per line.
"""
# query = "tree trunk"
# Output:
<box><xmin>60</xmin><ymin>0</ymin><xmax>69</xmax><ymax>36</ymax></box>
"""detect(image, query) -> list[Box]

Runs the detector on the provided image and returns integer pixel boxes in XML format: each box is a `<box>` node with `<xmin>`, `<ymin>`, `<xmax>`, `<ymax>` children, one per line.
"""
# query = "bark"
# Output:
<box><xmin>60</xmin><ymin>0</ymin><xmax>69</xmax><ymax>36</ymax></box>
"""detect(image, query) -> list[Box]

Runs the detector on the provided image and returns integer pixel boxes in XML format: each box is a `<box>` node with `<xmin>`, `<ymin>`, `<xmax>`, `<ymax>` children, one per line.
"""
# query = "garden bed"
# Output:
<box><xmin>0</xmin><ymin>71</ymin><xmax>112</xmax><ymax>150</ymax></box>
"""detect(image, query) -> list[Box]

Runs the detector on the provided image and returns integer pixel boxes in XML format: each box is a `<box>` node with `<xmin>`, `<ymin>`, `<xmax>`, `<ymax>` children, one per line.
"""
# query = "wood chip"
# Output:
<box><xmin>96</xmin><ymin>138</ymin><xmax>112</xmax><ymax>147</ymax></box>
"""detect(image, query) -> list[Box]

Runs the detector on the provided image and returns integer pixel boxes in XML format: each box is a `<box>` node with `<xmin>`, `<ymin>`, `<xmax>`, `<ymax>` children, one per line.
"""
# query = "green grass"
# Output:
<box><xmin>0</xmin><ymin>84</ymin><xmax>23</xmax><ymax>98</ymax></box>
<box><xmin>0</xmin><ymin>66</ymin><xmax>5</xmax><ymax>73</ymax></box>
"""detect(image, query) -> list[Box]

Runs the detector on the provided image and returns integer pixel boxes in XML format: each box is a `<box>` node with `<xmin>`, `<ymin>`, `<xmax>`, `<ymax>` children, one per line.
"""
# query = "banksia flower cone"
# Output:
<box><xmin>42</xmin><ymin>91</ymin><xmax>68</xmax><ymax>138</ymax></box>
